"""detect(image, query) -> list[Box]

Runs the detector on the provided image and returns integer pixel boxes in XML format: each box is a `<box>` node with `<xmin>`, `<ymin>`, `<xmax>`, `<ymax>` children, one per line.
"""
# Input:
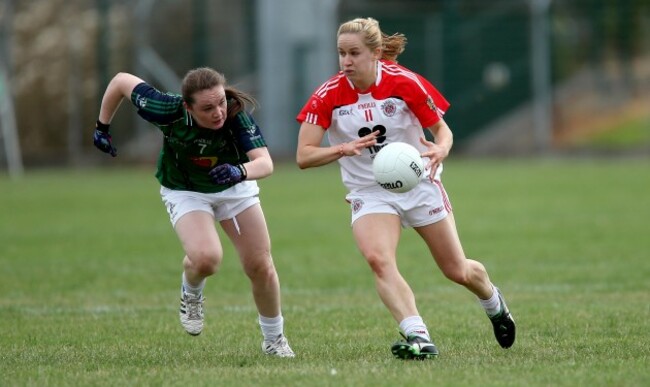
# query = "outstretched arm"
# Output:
<box><xmin>98</xmin><ymin>72</ymin><xmax>145</xmax><ymax>124</ymax></box>
<box><xmin>93</xmin><ymin>73</ymin><xmax>146</xmax><ymax>157</ymax></box>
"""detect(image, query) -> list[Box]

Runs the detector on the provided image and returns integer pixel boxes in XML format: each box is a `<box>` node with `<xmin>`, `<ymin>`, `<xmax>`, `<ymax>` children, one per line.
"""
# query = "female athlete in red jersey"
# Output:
<box><xmin>296</xmin><ymin>17</ymin><xmax>515</xmax><ymax>359</ymax></box>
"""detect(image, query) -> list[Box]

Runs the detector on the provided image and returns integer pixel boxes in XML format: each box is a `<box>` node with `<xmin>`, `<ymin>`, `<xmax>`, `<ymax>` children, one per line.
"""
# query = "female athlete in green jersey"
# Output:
<box><xmin>94</xmin><ymin>67</ymin><xmax>294</xmax><ymax>357</ymax></box>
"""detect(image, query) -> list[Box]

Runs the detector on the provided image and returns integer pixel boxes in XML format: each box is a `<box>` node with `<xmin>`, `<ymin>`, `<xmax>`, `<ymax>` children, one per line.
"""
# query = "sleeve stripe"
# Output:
<box><xmin>306</xmin><ymin>112</ymin><xmax>318</xmax><ymax>124</ymax></box>
<box><xmin>382</xmin><ymin>63</ymin><xmax>429</xmax><ymax>95</ymax></box>
<box><xmin>315</xmin><ymin>74</ymin><xmax>344</xmax><ymax>98</ymax></box>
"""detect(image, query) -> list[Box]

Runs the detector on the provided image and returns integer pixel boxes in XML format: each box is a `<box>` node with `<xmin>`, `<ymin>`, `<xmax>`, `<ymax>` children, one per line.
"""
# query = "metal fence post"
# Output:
<box><xmin>531</xmin><ymin>0</ymin><xmax>553</xmax><ymax>152</ymax></box>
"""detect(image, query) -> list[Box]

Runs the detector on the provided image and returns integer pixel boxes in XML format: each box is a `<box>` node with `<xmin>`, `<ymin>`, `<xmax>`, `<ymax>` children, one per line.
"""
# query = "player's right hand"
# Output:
<box><xmin>93</xmin><ymin>120</ymin><xmax>117</xmax><ymax>157</ymax></box>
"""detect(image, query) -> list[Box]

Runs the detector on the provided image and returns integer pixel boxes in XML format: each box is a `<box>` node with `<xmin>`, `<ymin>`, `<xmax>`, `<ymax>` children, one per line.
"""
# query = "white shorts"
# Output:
<box><xmin>345</xmin><ymin>179</ymin><xmax>453</xmax><ymax>228</ymax></box>
<box><xmin>160</xmin><ymin>181</ymin><xmax>260</xmax><ymax>227</ymax></box>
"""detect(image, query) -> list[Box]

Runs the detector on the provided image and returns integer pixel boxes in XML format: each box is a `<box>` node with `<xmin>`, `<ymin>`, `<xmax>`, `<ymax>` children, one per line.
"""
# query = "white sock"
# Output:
<box><xmin>478</xmin><ymin>284</ymin><xmax>501</xmax><ymax>317</ymax></box>
<box><xmin>399</xmin><ymin>316</ymin><xmax>430</xmax><ymax>340</ymax></box>
<box><xmin>259</xmin><ymin>314</ymin><xmax>284</xmax><ymax>342</ymax></box>
<box><xmin>182</xmin><ymin>272</ymin><xmax>205</xmax><ymax>295</ymax></box>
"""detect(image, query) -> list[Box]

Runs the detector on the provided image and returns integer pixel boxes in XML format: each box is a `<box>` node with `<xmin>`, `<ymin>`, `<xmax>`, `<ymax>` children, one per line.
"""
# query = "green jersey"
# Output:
<box><xmin>130</xmin><ymin>82</ymin><xmax>267</xmax><ymax>193</ymax></box>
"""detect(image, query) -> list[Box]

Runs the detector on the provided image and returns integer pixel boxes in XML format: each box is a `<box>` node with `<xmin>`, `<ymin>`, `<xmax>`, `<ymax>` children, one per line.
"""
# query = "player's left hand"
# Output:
<box><xmin>419</xmin><ymin>137</ymin><xmax>449</xmax><ymax>181</ymax></box>
<box><xmin>209</xmin><ymin>163</ymin><xmax>247</xmax><ymax>185</ymax></box>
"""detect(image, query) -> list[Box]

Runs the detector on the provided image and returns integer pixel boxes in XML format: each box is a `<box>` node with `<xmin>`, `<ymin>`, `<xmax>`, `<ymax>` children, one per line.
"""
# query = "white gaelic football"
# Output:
<box><xmin>373</xmin><ymin>142</ymin><xmax>424</xmax><ymax>193</ymax></box>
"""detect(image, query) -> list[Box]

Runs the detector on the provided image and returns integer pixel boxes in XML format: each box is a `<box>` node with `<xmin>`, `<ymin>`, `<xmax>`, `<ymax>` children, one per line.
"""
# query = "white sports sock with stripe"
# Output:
<box><xmin>399</xmin><ymin>315</ymin><xmax>430</xmax><ymax>341</ymax></box>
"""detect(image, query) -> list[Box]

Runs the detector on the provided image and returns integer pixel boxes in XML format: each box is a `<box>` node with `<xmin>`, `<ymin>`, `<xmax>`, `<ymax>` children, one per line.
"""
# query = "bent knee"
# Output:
<box><xmin>442</xmin><ymin>261</ymin><xmax>484</xmax><ymax>286</ymax></box>
<box><xmin>187</xmin><ymin>248</ymin><xmax>222</xmax><ymax>276</ymax></box>
<box><xmin>364</xmin><ymin>251</ymin><xmax>395</xmax><ymax>278</ymax></box>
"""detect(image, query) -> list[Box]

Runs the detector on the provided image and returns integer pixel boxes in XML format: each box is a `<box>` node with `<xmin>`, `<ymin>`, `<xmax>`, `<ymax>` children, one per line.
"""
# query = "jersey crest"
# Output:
<box><xmin>381</xmin><ymin>100</ymin><xmax>397</xmax><ymax>117</ymax></box>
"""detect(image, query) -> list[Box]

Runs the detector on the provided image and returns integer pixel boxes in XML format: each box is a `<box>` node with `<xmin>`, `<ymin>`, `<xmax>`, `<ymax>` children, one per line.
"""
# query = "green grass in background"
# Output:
<box><xmin>578</xmin><ymin>114</ymin><xmax>650</xmax><ymax>149</ymax></box>
<box><xmin>1</xmin><ymin>159</ymin><xmax>648</xmax><ymax>386</ymax></box>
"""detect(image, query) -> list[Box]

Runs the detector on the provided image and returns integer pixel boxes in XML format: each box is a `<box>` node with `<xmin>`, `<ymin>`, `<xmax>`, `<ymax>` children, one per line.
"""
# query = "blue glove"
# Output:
<box><xmin>93</xmin><ymin>120</ymin><xmax>117</xmax><ymax>157</ymax></box>
<box><xmin>209</xmin><ymin>163</ymin><xmax>247</xmax><ymax>185</ymax></box>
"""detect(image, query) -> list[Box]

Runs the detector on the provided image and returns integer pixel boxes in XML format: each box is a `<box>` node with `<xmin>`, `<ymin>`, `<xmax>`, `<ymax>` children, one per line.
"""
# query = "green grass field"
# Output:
<box><xmin>1</xmin><ymin>159</ymin><xmax>649</xmax><ymax>386</ymax></box>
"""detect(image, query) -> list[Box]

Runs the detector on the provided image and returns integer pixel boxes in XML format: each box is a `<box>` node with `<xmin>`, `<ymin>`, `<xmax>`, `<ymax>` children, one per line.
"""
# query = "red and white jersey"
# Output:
<box><xmin>297</xmin><ymin>60</ymin><xmax>450</xmax><ymax>192</ymax></box>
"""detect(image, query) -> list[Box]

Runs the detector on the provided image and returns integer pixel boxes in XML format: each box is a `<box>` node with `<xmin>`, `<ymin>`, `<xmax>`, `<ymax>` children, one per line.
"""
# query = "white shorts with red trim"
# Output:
<box><xmin>345</xmin><ymin>179</ymin><xmax>452</xmax><ymax>228</ymax></box>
